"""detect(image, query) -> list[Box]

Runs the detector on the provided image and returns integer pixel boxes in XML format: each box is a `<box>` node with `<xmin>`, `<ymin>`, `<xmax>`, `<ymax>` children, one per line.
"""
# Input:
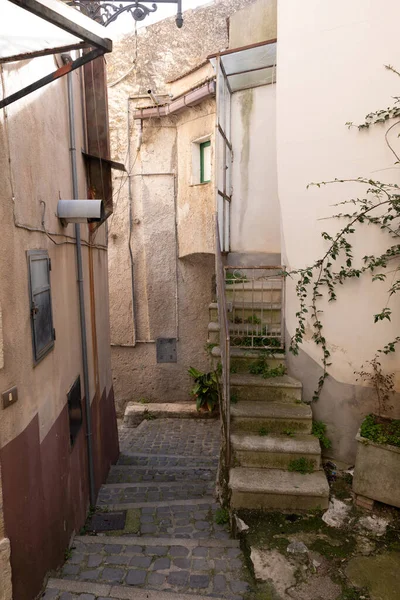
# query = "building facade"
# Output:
<box><xmin>0</xmin><ymin>6</ymin><xmax>119</xmax><ymax>598</ymax></box>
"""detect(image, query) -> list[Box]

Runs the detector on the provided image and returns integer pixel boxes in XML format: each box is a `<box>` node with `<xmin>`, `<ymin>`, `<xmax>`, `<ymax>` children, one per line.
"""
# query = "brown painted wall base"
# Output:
<box><xmin>0</xmin><ymin>385</ymin><xmax>118</xmax><ymax>600</ymax></box>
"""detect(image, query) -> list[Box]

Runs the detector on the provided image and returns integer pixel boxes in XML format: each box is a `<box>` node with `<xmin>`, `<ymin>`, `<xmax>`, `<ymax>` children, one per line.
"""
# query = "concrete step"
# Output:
<box><xmin>211</xmin><ymin>346</ymin><xmax>286</xmax><ymax>373</ymax></box>
<box><xmin>52</xmin><ymin>529</ymin><xmax>249</xmax><ymax>597</ymax></box>
<box><xmin>97</xmin><ymin>481</ymin><xmax>215</xmax><ymax>505</ymax></box>
<box><xmin>209</xmin><ymin>302</ymin><xmax>281</xmax><ymax>324</ymax></box>
<box><xmin>230</xmin><ymin>373</ymin><xmax>302</xmax><ymax>402</ymax></box>
<box><xmin>123</xmin><ymin>402</ymin><xmax>218</xmax><ymax>428</ymax></box>
<box><xmin>231</xmin><ymin>432</ymin><xmax>321</xmax><ymax>470</ymax></box>
<box><xmin>107</xmin><ymin>465</ymin><xmax>216</xmax><ymax>485</ymax></box>
<box><xmin>225</xmin><ymin>282</ymin><xmax>282</xmax><ymax>304</ymax></box>
<box><xmin>229</xmin><ymin>467</ymin><xmax>329</xmax><ymax>511</ymax></box>
<box><xmin>208</xmin><ymin>321</ymin><xmax>281</xmax><ymax>345</ymax></box>
<box><xmin>230</xmin><ymin>401</ymin><xmax>312</xmax><ymax>434</ymax></box>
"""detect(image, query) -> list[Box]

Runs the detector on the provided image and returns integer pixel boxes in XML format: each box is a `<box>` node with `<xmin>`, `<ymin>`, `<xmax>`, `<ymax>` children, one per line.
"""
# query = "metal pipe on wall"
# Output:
<box><xmin>67</xmin><ymin>68</ymin><xmax>96</xmax><ymax>507</ymax></box>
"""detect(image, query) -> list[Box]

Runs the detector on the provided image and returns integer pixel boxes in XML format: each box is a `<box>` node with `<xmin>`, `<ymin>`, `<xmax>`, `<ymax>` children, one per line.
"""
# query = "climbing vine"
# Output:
<box><xmin>286</xmin><ymin>65</ymin><xmax>400</xmax><ymax>401</ymax></box>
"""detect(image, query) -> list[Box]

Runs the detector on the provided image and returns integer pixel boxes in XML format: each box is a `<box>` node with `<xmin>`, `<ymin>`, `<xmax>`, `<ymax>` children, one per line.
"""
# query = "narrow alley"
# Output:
<box><xmin>43</xmin><ymin>419</ymin><xmax>252</xmax><ymax>599</ymax></box>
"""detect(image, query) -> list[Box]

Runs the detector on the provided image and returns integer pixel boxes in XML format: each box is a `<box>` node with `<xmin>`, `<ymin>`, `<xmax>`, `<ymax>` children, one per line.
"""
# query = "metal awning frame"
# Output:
<box><xmin>0</xmin><ymin>0</ymin><xmax>113</xmax><ymax>109</ymax></box>
<box><xmin>208</xmin><ymin>38</ymin><xmax>277</xmax><ymax>94</ymax></box>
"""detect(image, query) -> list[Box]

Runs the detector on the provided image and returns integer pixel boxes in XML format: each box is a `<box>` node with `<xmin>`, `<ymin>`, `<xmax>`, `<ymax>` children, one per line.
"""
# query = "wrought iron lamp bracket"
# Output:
<box><xmin>67</xmin><ymin>0</ymin><xmax>183</xmax><ymax>28</ymax></box>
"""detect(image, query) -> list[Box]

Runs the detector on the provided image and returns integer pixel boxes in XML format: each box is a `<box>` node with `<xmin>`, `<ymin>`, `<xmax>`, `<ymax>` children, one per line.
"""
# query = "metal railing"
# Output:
<box><xmin>215</xmin><ymin>223</ymin><xmax>231</xmax><ymax>469</ymax></box>
<box><xmin>225</xmin><ymin>266</ymin><xmax>286</xmax><ymax>352</ymax></box>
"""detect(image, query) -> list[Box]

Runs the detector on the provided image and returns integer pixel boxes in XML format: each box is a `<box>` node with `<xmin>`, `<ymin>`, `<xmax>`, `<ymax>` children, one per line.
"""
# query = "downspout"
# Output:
<box><xmin>66</xmin><ymin>67</ymin><xmax>96</xmax><ymax>507</ymax></box>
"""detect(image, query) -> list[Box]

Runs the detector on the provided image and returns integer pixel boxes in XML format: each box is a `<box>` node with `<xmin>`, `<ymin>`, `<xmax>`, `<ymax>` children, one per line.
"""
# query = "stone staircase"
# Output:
<box><xmin>209</xmin><ymin>273</ymin><xmax>330</xmax><ymax>512</ymax></box>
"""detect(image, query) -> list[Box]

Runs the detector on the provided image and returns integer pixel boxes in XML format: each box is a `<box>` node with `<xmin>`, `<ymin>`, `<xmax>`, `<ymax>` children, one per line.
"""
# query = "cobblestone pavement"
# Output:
<box><xmin>97</xmin><ymin>482</ymin><xmax>215</xmax><ymax>505</ymax></box>
<box><xmin>43</xmin><ymin>418</ymin><xmax>251</xmax><ymax>600</ymax></box>
<box><xmin>119</xmin><ymin>419</ymin><xmax>221</xmax><ymax>457</ymax></box>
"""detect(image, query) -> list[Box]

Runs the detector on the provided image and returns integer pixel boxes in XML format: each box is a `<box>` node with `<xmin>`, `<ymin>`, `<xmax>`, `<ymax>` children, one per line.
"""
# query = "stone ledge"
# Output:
<box><xmin>123</xmin><ymin>402</ymin><xmax>218</xmax><ymax>427</ymax></box>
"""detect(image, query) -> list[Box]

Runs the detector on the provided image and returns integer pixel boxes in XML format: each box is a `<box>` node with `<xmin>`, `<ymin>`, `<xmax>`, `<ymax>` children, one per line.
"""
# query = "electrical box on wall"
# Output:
<box><xmin>2</xmin><ymin>386</ymin><xmax>18</xmax><ymax>409</ymax></box>
<box><xmin>156</xmin><ymin>338</ymin><xmax>177</xmax><ymax>363</ymax></box>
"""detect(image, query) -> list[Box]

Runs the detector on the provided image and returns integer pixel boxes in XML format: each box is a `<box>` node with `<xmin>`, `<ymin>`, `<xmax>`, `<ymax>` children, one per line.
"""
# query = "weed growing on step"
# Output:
<box><xmin>259</xmin><ymin>427</ymin><xmax>269</xmax><ymax>436</ymax></box>
<box><xmin>64</xmin><ymin>547</ymin><xmax>73</xmax><ymax>560</ymax></box>
<box><xmin>312</xmin><ymin>420</ymin><xmax>332</xmax><ymax>449</ymax></box>
<box><xmin>215</xmin><ymin>507</ymin><xmax>230</xmax><ymax>524</ymax></box>
<box><xmin>288</xmin><ymin>457</ymin><xmax>314</xmax><ymax>474</ymax></box>
<box><xmin>139</xmin><ymin>397</ymin><xmax>150</xmax><ymax>404</ymax></box>
<box><xmin>230</xmin><ymin>362</ymin><xmax>239</xmax><ymax>374</ymax></box>
<box><xmin>283</xmin><ymin>428</ymin><xmax>295</xmax><ymax>437</ymax></box>
<box><xmin>143</xmin><ymin>409</ymin><xmax>156</xmax><ymax>420</ymax></box>
<box><xmin>249</xmin><ymin>356</ymin><xmax>287</xmax><ymax>379</ymax></box>
<box><xmin>204</xmin><ymin>342</ymin><xmax>217</xmax><ymax>354</ymax></box>
<box><xmin>226</xmin><ymin>271</ymin><xmax>247</xmax><ymax>284</ymax></box>
<box><xmin>230</xmin><ymin>393</ymin><xmax>239</xmax><ymax>404</ymax></box>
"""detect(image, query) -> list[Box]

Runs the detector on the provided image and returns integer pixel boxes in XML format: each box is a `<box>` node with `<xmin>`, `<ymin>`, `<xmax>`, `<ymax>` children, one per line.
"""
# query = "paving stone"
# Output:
<box><xmin>231</xmin><ymin>580</ymin><xmax>250</xmax><ymax>593</ymax></box>
<box><xmin>227</xmin><ymin>548</ymin><xmax>242</xmax><ymax>558</ymax></box>
<box><xmin>173</xmin><ymin>557</ymin><xmax>191</xmax><ymax>569</ymax></box>
<box><xmin>129</xmin><ymin>555</ymin><xmax>152</xmax><ymax>568</ymax></box>
<box><xmin>152</xmin><ymin>557</ymin><xmax>170</xmax><ymax>570</ymax></box>
<box><xmin>190</xmin><ymin>574</ymin><xmax>210</xmax><ymax>588</ymax></box>
<box><xmin>168</xmin><ymin>570</ymin><xmax>190</xmax><ymax>586</ymax></box>
<box><xmin>79</xmin><ymin>596</ymin><xmax>95</xmax><ymax>600</ymax></box>
<box><xmin>169</xmin><ymin>546</ymin><xmax>189</xmax><ymax>557</ymax></box>
<box><xmin>62</xmin><ymin>565</ymin><xmax>80</xmax><ymax>576</ymax></box>
<box><xmin>146</xmin><ymin>546</ymin><xmax>168</xmax><ymax>556</ymax></box>
<box><xmin>42</xmin><ymin>591</ymin><xmax>59</xmax><ymax>599</ymax></box>
<box><xmin>192</xmin><ymin>558</ymin><xmax>208</xmax><ymax>570</ymax></box>
<box><xmin>80</xmin><ymin>570</ymin><xmax>100</xmax><ymax>580</ymax></box>
<box><xmin>60</xmin><ymin>594</ymin><xmax>73</xmax><ymax>600</ymax></box>
<box><xmin>213</xmin><ymin>574</ymin><xmax>227</xmax><ymax>593</ymax></box>
<box><xmin>87</xmin><ymin>555</ymin><xmax>102</xmax><ymax>568</ymax></box>
<box><xmin>141</xmin><ymin>524</ymin><xmax>157</xmax><ymax>534</ymax></box>
<box><xmin>104</xmin><ymin>545</ymin><xmax>123</xmax><ymax>554</ymax></box>
<box><xmin>68</xmin><ymin>553</ymin><xmax>85</xmax><ymax>565</ymax></box>
<box><xmin>104</xmin><ymin>555</ymin><xmax>131</xmax><ymax>566</ymax></box>
<box><xmin>126</xmin><ymin>569</ymin><xmax>147</xmax><ymax>585</ymax></box>
<box><xmin>122</xmin><ymin>545</ymin><xmax>143</xmax><ymax>554</ymax></box>
<box><xmin>195</xmin><ymin>521</ymin><xmax>209</xmax><ymax>530</ymax></box>
<box><xmin>101</xmin><ymin>568</ymin><xmax>124</xmax><ymax>582</ymax></box>
<box><xmin>148</xmin><ymin>572</ymin><xmax>166</xmax><ymax>585</ymax></box>
<box><xmin>192</xmin><ymin>547</ymin><xmax>208</xmax><ymax>557</ymax></box>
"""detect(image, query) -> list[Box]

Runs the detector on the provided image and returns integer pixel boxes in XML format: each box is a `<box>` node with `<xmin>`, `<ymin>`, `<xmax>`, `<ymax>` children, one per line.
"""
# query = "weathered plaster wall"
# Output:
<box><xmin>0</xmin><ymin>54</ymin><xmax>117</xmax><ymax>599</ymax></box>
<box><xmin>231</xmin><ymin>84</ymin><xmax>280</xmax><ymax>254</ymax></box>
<box><xmin>229</xmin><ymin>0</ymin><xmax>277</xmax><ymax>48</ymax></box>
<box><xmin>107</xmin><ymin>0</ymin><xmax>256</xmax><ymax>411</ymax></box>
<box><xmin>277</xmin><ymin>0</ymin><xmax>400</xmax><ymax>462</ymax></box>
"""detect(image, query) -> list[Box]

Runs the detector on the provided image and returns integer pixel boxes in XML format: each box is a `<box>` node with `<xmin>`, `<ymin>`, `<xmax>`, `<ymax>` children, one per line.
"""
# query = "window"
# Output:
<box><xmin>191</xmin><ymin>136</ymin><xmax>212</xmax><ymax>185</ymax></box>
<box><xmin>67</xmin><ymin>376</ymin><xmax>83</xmax><ymax>447</ymax></box>
<box><xmin>200</xmin><ymin>140</ymin><xmax>211</xmax><ymax>183</ymax></box>
<box><xmin>27</xmin><ymin>250</ymin><xmax>55</xmax><ymax>364</ymax></box>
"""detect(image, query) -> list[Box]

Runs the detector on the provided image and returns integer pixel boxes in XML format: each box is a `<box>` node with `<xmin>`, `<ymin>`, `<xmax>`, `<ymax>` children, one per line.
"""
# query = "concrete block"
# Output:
<box><xmin>353</xmin><ymin>430</ymin><xmax>400</xmax><ymax>508</ymax></box>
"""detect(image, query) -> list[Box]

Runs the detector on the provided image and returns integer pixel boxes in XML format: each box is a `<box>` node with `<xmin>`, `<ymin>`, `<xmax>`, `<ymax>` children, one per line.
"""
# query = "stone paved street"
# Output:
<box><xmin>43</xmin><ymin>418</ymin><xmax>251</xmax><ymax>600</ymax></box>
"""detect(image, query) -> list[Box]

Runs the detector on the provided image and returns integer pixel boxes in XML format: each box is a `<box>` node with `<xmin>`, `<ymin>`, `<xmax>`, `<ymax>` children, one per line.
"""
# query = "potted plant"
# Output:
<box><xmin>188</xmin><ymin>366</ymin><xmax>220</xmax><ymax>412</ymax></box>
<box><xmin>353</xmin><ymin>356</ymin><xmax>400</xmax><ymax>508</ymax></box>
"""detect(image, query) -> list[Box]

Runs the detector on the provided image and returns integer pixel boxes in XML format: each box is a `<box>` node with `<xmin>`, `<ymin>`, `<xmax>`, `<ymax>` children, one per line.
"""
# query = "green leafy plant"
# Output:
<box><xmin>139</xmin><ymin>397</ymin><xmax>150</xmax><ymax>404</ymax></box>
<box><xmin>246</xmin><ymin>315</ymin><xmax>261</xmax><ymax>324</ymax></box>
<box><xmin>249</xmin><ymin>356</ymin><xmax>287</xmax><ymax>379</ymax></box>
<box><xmin>287</xmin><ymin>65</ymin><xmax>400</xmax><ymax>401</ymax></box>
<box><xmin>188</xmin><ymin>367</ymin><xmax>219</xmax><ymax>412</ymax></box>
<box><xmin>283</xmin><ymin>428</ymin><xmax>295</xmax><ymax>437</ymax></box>
<box><xmin>143</xmin><ymin>409</ymin><xmax>156</xmax><ymax>420</ymax></box>
<box><xmin>288</xmin><ymin>457</ymin><xmax>314</xmax><ymax>474</ymax></box>
<box><xmin>64</xmin><ymin>547</ymin><xmax>73</xmax><ymax>560</ymax></box>
<box><xmin>230</xmin><ymin>362</ymin><xmax>238</xmax><ymax>374</ymax></box>
<box><xmin>230</xmin><ymin>392</ymin><xmax>239</xmax><ymax>404</ymax></box>
<box><xmin>214</xmin><ymin>508</ymin><xmax>230</xmax><ymax>524</ymax></box>
<box><xmin>225</xmin><ymin>271</ymin><xmax>247</xmax><ymax>284</ymax></box>
<box><xmin>259</xmin><ymin>427</ymin><xmax>269</xmax><ymax>436</ymax></box>
<box><xmin>312</xmin><ymin>420</ymin><xmax>332</xmax><ymax>449</ymax></box>
<box><xmin>360</xmin><ymin>413</ymin><xmax>400</xmax><ymax>447</ymax></box>
<box><xmin>204</xmin><ymin>342</ymin><xmax>217</xmax><ymax>354</ymax></box>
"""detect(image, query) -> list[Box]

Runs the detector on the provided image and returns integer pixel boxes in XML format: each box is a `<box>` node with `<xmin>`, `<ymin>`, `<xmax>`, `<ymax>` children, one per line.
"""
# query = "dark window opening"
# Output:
<box><xmin>68</xmin><ymin>376</ymin><xmax>83</xmax><ymax>447</ymax></box>
<box><xmin>27</xmin><ymin>249</ymin><xmax>55</xmax><ymax>364</ymax></box>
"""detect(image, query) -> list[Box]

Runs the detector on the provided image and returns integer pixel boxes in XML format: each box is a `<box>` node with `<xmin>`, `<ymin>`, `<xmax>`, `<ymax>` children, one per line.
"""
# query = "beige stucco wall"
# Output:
<box><xmin>0</xmin><ymin>56</ymin><xmax>112</xmax><ymax>452</ymax></box>
<box><xmin>231</xmin><ymin>84</ymin><xmax>280</xmax><ymax>254</ymax></box>
<box><xmin>107</xmin><ymin>0</ymin><xmax>258</xmax><ymax>412</ymax></box>
<box><xmin>229</xmin><ymin>0</ymin><xmax>276</xmax><ymax>48</ymax></box>
<box><xmin>277</xmin><ymin>0</ymin><xmax>400</xmax><ymax>461</ymax></box>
